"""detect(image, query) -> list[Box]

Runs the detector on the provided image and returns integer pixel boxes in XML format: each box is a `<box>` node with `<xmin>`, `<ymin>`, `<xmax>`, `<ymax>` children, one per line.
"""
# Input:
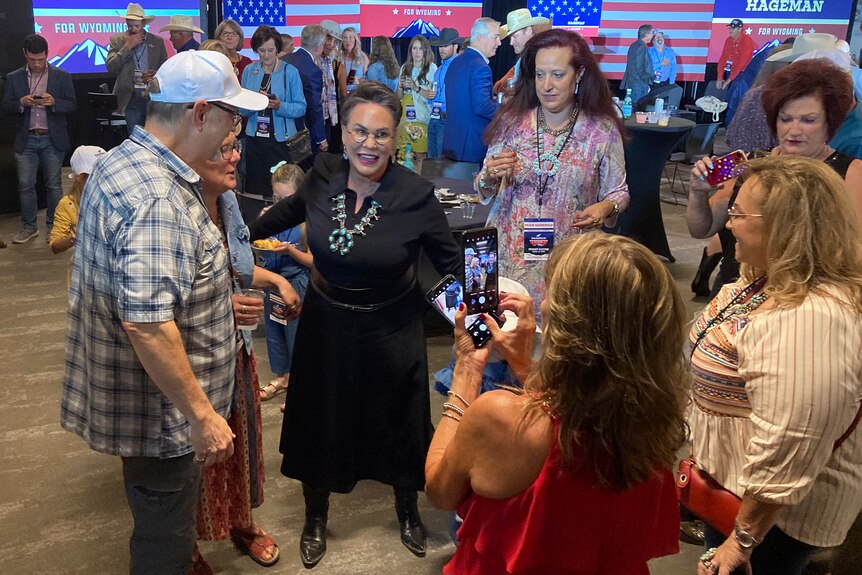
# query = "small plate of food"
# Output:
<box><xmin>251</xmin><ymin>237</ymin><xmax>282</xmax><ymax>254</ymax></box>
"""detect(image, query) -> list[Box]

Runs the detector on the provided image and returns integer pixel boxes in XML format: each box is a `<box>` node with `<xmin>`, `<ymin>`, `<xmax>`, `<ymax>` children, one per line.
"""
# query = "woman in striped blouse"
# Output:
<box><xmin>690</xmin><ymin>155</ymin><xmax>862</xmax><ymax>575</ymax></box>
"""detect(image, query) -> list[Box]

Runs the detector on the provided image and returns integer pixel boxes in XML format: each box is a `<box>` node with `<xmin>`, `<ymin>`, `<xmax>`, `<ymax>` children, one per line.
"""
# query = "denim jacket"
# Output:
<box><xmin>219</xmin><ymin>190</ymin><xmax>255</xmax><ymax>349</ymax></box>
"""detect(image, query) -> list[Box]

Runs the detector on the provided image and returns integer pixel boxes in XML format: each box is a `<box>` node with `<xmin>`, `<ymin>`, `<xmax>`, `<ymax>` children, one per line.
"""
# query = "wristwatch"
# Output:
<box><xmin>733</xmin><ymin>523</ymin><xmax>761</xmax><ymax>549</ymax></box>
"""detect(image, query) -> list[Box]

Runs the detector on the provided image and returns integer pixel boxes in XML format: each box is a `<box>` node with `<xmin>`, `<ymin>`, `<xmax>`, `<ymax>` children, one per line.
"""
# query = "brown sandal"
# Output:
<box><xmin>259</xmin><ymin>379</ymin><xmax>287</xmax><ymax>401</ymax></box>
<box><xmin>231</xmin><ymin>524</ymin><xmax>280</xmax><ymax>567</ymax></box>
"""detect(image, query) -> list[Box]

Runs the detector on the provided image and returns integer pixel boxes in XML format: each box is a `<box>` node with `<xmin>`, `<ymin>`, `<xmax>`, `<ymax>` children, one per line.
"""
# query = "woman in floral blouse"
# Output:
<box><xmin>476</xmin><ymin>29</ymin><xmax>629</xmax><ymax>317</ymax></box>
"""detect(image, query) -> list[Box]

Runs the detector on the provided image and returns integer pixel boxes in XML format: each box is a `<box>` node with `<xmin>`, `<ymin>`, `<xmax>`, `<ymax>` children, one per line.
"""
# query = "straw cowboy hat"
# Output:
<box><xmin>159</xmin><ymin>15</ymin><xmax>204</xmax><ymax>34</ymax></box>
<box><xmin>767</xmin><ymin>32</ymin><xmax>838</xmax><ymax>62</ymax></box>
<box><xmin>320</xmin><ymin>19</ymin><xmax>342</xmax><ymax>42</ymax></box>
<box><xmin>500</xmin><ymin>8</ymin><xmax>549</xmax><ymax>40</ymax></box>
<box><xmin>119</xmin><ymin>3</ymin><xmax>155</xmax><ymax>23</ymax></box>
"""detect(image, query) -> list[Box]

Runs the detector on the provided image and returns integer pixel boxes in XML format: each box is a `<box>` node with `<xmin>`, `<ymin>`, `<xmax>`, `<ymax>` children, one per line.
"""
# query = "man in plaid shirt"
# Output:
<box><xmin>61</xmin><ymin>51</ymin><xmax>267</xmax><ymax>575</ymax></box>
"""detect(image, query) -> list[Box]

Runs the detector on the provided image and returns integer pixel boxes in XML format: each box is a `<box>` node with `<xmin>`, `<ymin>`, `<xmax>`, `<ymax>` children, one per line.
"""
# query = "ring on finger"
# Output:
<box><xmin>241</xmin><ymin>305</ymin><xmax>247</xmax><ymax>313</ymax></box>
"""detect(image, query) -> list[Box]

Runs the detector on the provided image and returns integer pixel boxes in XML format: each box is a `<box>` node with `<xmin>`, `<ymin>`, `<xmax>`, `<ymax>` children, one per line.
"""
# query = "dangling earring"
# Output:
<box><xmin>575</xmin><ymin>80</ymin><xmax>580</xmax><ymax>95</ymax></box>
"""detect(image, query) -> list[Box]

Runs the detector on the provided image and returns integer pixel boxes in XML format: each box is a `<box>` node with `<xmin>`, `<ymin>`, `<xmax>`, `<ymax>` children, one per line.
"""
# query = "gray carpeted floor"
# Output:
<box><xmin>0</xmin><ymin>157</ymin><xmax>722</xmax><ymax>574</ymax></box>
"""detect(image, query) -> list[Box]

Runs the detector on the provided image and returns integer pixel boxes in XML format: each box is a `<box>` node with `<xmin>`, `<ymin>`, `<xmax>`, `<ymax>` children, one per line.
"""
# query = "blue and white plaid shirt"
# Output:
<box><xmin>61</xmin><ymin>127</ymin><xmax>236</xmax><ymax>459</ymax></box>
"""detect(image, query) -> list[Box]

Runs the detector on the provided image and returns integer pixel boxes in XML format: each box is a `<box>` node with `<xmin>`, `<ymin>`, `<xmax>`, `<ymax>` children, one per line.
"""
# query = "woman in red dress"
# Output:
<box><xmin>426</xmin><ymin>233</ymin><xmax>687</xmax><ymax>574</ymax></box>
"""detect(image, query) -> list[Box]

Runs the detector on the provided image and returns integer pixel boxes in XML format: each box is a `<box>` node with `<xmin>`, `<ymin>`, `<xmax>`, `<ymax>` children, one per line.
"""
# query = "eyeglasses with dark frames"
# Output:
<box><xmin>217</xmin><ymin>140</ymin><xmax>241</xmax><ymax>160</ymax></box>
<box><xmin>346</xmin><ymin>127</ymin><xmax>393</xmax><ymax>146</ymax></box>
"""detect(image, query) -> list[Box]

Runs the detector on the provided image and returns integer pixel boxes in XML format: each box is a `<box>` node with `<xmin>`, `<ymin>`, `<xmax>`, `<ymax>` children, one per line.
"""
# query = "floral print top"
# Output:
<box><xmin>484</xmin><ymin>111</ymin><xmax>629</xmax><ymax>314</ymax></box>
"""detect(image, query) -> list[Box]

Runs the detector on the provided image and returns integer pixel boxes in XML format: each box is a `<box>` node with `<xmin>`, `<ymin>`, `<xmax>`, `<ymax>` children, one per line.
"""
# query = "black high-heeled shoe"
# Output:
<box><xmin>300</xmin><ymin>483</ymin><xmax>330</xmax><ymax>569</ymax></box>
<box><xmin>394</xmin><ymin>488</ymin><xmax>426</xmax><ymax>557</ymax></box>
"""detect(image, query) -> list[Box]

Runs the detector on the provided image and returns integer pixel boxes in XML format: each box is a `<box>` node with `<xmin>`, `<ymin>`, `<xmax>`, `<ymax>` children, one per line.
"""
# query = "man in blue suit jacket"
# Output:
<box><xmin>282</xmin><ymin>25</ymin><xmax>329</xmax><ymax>155</ymax></box>
<box><xmin>443</xmin><ymin>18</ymin><xmax>501</xmax><ymax>164</ymax></box>
<box><xmin>2</xmin><ymin>34</ymin><xmax>76</xmax><ymax>244</ymax></box>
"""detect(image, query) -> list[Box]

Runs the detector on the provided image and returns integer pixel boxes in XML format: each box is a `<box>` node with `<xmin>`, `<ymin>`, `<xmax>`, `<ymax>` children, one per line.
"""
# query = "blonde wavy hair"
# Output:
<box><xmin>523</xmin><ymin>234</ymin><xmax>689</xmax><ymax>488</ymax></box>
<box><xmin>738</xmin><ymin>155</ymin><xmax>862</xmax><ymax>312</ymax></box>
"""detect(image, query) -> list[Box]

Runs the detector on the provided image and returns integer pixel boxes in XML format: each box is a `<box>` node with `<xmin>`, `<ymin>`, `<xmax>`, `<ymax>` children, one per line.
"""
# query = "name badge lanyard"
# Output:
<box><xmin>533</xmin><ymin>108</ymin><xmax>579</xmax><ymax>217</ymax></box>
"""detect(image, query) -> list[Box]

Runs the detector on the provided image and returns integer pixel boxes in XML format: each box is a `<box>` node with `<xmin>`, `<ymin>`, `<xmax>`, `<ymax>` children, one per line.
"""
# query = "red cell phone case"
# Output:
<box><xmin>705</xmin><ymin>150</ymin><xmax>747</xmax><ymax>186</ymax></box>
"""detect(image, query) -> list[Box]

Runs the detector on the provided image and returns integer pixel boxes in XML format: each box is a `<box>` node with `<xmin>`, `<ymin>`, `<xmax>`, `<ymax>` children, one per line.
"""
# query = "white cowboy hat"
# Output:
<box><xmin>500</xmin><ymin>9</ymin><xmax>549</xmax><ymax>40</ymax></box>
<box><xmin>119</xmin><ymin>3</ymin><xmax>155</xmax><ymax>23</ymax></box>
<box><xmin>159</xmin><ymin>15</ymin><xmax>204</xmax><ymax>34</ymax></box>
<box><xmin>767</xmin><ymin>32</ymin><xmax>839</xmax><ymax>62</ymax></box>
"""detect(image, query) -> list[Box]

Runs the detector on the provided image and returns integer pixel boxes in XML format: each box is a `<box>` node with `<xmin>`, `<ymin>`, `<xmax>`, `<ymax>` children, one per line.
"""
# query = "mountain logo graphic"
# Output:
<box><xmin>49</xmin><ymin>39</ymin><xmax>109</xmax><ymax>74</ymax></box>
<box><xmin>393</xmin><ymin>19</ymin><xmax>441</xmax><ymax>38</ymax></box>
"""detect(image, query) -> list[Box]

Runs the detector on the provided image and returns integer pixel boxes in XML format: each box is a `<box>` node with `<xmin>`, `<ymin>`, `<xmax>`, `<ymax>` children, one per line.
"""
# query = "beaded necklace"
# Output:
<box><xmin>691</xmin><ymin>276</ymin><xmax>768</xmax><ymax>356</ymax></box>
<box><xmin>533</xmin><ymin>106</ymin><xmax>580</xmax><ymax>209</ymax></box>
<box><xmin>328</xmin><ymin>192</ymin><xmax>381</xmax><ymax>256</ymax></box>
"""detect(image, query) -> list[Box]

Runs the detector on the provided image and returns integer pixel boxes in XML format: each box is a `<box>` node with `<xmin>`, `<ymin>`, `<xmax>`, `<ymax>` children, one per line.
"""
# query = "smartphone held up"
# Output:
<box><xmin>425</xmin><ymin>275</ymin><xmax>502</xmax><ymax>348</ymax></box>
<box><xmin>705</xmin><ymin>150</ymin><xmax>747</xmax><ymax>187</ymax></box>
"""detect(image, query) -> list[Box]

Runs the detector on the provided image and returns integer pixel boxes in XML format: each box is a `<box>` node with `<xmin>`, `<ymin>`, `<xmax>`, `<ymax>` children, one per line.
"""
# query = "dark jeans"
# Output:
<box><xmin>122</xmin><ymin>453</ymin><xmax>202</xmax><ymax>575</ymax></box>
<box><xmin>703</xmin><ymin>523</ymin><xmax>817</xmax><ymax>575</ymax></box>
<box><xmin>14</xmin><ymin>132</ymin><xmax>64</xmax><ymax>231</ymax></box>
<box><xmin>427</xmin><ymin>117</ymin><xmax>445</xmax><ymax>159</ymax></box>
<box><xmin>124</xmin><ymin>96</ymin><xmax>148</xmax><ymax>134</ymax></box>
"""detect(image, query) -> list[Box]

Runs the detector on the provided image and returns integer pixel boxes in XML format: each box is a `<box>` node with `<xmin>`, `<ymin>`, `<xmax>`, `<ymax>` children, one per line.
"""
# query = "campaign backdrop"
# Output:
<box><xmin>33</xmin><ymin>0</ymin><xmax>202</xmax><ymax>74</ymax></box>
<box><xmin>707</xmin><ymin>0</ymin><xmax>852</xmax><ymax>60</ymax></box>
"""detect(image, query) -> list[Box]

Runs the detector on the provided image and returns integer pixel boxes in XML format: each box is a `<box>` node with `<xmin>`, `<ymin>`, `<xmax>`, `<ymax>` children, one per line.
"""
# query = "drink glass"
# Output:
<box><xmin>240</xmin><ymin>289</ymin><xmax>266</xmax><ymax>331</ymax></box>
<box><xmin>658</xmin><ymin>110</ymin><xmax>671</xmax><ymax>126</ymax></box>
<box><xmin>647</xmin><ymin>111</ymin><xmax>658</xmax><ymax>124</ymax></box>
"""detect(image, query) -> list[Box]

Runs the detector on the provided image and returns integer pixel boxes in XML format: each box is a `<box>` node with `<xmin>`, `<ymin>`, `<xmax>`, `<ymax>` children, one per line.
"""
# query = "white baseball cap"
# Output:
<box><xmin>69</xmin><ymin>145</ymin><xmax>106</xmax><ymax>178</ymax></box>
<box><xmin>149</xmin><ymin>50</ymin><xmax>268</xmax><ymax>110</ymax></box>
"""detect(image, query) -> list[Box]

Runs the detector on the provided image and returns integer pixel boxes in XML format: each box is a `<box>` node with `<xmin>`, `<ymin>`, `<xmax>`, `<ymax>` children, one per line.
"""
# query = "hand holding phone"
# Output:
<box><xmin>425</xmin><ymin>274</ymin><xmax>502</xmax><ymax>348</ymax></box>
<box><xmin>705</xmin><ymin>150</ymin><xmax>747</xmax><ymax>187</ymax></box>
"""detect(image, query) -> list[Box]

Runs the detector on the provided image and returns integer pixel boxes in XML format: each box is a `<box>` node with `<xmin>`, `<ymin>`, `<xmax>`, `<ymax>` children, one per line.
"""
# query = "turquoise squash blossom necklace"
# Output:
<box><xmin>328</xmin><ymin>192</ymin><xmax>381</xmax><ymax>255</ymax></box>
<box><xmin>533</xmin><ymin>105</ymin><xmax>579</xmax><ymax>208</ymax></box>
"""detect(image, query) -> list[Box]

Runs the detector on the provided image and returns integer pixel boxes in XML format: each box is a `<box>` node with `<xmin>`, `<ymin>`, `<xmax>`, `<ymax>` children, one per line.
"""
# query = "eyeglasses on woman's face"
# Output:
<box><xmin>727</xmin><ymin>206</ymin><xmax>764</xmax><ymax>220</ymax></box>
<box><xmin>216</xmin><ymin>140</ymin><xmax>241</xmax><ymax>161</ymax></box>
<box><xmin>346</xmin><ymin>127</ymin><xmax>393</xmax><ymax>146</ymax></box>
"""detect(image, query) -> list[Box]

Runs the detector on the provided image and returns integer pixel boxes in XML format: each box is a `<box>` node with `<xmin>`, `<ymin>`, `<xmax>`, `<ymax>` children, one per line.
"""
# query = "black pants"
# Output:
<box><xmin>703</xmin><ymin>523</ymin><xmax>817</xmax><ymax>575</ymax></box>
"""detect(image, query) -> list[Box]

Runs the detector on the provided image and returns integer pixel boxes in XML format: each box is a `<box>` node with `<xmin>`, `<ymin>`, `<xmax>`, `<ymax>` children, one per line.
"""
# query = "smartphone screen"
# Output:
<box><xmin>425</xmin><ymin>274</ymin><xmax>493</xmax><ymax>347</ymax></box>
<box><xmin>462</xmin><ymin>227</ymin><xmax>499</xmax><ymax>314</ymax></box>
<box><xmin>705</xmin><ymin>150</ymin><xmax>747</xmax><ymax>186</ymax></box>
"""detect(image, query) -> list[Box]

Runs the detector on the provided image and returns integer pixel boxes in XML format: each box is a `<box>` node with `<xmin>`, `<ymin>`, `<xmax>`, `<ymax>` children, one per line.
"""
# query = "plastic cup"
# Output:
<box><xmin>461</xmin><ymin>200</ymin><xmax>477</xmax><ymax>219</ymax></box>
<box><xmin>658</xmin><ymin>111</ymin><xmax>670</xmax><ymax>126</ymax></box>
<box><xmin>635</xmin><ymin>112</ymin><xmax>647</xmax><ymax>124</ymax></box>
<box><xmin>647</xmin><ymin>112</ymin><xmax>658</xmax><ymax>124</ymax></box>
<box><xmin>240</xmin><ymin>288</ymin><xmax>266</xmax><ymax>331</ymax></box>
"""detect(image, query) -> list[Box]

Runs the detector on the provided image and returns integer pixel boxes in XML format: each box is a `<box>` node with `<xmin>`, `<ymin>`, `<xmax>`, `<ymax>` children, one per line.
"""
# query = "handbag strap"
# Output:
<box><xmin>834</xmin><ymin>400</ymin><xmax>862</xmax><ymax>452</ymax></box>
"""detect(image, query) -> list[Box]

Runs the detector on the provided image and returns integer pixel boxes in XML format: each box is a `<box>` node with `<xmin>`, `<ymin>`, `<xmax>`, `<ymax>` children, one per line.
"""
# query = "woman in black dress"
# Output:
<box><xmin>249</xmin><ymin>81</ymin><xmax>461</xmax><ymax>568</ymax></box>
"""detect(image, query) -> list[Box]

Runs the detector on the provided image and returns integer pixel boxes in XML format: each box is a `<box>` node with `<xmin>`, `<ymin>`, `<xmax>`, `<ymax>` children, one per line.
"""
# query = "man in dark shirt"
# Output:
<box><xmin>621</xmin><ymin>24</ymin><xmax>654</xmax><ymax>104</ymax></box>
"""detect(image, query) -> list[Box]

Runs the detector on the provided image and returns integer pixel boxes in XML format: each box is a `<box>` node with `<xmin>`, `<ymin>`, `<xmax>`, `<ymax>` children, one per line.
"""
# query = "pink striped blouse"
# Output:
<box><xmin>689</xmin><ymin>281</ymin><xmax>862</xmax><ymax>547</ymax></box>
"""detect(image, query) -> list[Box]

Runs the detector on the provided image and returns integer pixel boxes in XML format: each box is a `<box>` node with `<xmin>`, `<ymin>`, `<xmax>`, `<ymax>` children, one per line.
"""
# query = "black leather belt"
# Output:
<box><xmin>311</xmin><ymin>267</ymin><xmax>415</xmax><ymax>312</ymax></box>
<box><xmin>30</xmin><ymin>128</ymin><xmax>49</xmax><ymax>135</ymax></box>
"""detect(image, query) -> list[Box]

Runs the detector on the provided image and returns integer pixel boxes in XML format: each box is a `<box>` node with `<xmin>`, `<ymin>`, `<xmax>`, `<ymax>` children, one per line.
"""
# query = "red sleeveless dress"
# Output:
<box><xmin>444</xmin><ymin>426</ymin><xmax>679</xmax><ymax>575</ymax></box>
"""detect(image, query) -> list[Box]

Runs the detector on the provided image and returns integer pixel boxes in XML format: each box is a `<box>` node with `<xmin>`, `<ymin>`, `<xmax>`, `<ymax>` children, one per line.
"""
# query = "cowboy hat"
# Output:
<box><xmin>430</xmin><ymin>28</ymin><xmax>463</xmax><ymax>47</ymax></box>
<box><xmin>767</xmin><ymin>32</ymin><xmax>838</xmax><ymax>62</ymax></box>
<box><xmin>500</xmin><ymin>9</ymin><xmax>549</xmax><ymax>40</ymax></box>
<box><xmin>159</xmin><ymin>15</ymin><xmax>203</xmax><ymax>34</ymax></box>
<box><xmin>119</xmin><ymin>3</ymin><xmax>155</xmax><ymax>23</ymax></box>
<box><xmin>320</xmin><ymin>19</ymin><xmax>342</xmax><ymax>42</ymax></box>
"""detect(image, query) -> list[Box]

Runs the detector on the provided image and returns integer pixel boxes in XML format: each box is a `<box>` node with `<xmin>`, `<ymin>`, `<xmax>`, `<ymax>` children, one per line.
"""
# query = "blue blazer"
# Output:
<box><xmin>282</xmin><ymin>48</ymin><xmax>326</xmax><ymax>150</ymax></box>
<box><xmin>2</xmin><ymin>64</ymin><xmax>77</xmax><ymax>153</ymax></box>
<box><xmin>442</xmin><ymin>49</ymin><xmax>499</xmax><ymax>163</ymax></box>
<box><xmin>241</xmin><ymin>60</ymin><xmax>306</xmax><ymax>142</ymax></box>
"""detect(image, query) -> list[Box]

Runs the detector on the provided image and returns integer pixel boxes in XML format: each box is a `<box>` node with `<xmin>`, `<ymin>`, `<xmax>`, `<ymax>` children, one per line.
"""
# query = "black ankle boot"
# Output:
<box><xmin>691</xmin><ymin>248</ymin><xmax>723</xmax><ymax>297</ymax></box>
<box><xmin>394</xmin><ymin>488</ymin><xmax>426</xmax><ymax>557</ymax></box>
<box><xmin>300</xmin><ymin>483</ymin><xmax>330</xmax><ymax>569</ymax></box>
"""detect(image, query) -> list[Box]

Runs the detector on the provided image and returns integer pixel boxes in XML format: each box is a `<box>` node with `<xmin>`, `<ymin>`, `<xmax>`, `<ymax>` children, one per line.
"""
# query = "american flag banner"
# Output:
<box><xmin>222</xmin><ymin>0</ymin><xmax>360</xmax><ymax>51</ymax></box>
<box><xmin>594</xmin><ymin>0</ymin><xmax>715</xmax><ymax>81</ymax></box>
<box><xmin>529</xmin><ymin>0</ymin><xmax>604</xmax><ymax>38</ymax></box>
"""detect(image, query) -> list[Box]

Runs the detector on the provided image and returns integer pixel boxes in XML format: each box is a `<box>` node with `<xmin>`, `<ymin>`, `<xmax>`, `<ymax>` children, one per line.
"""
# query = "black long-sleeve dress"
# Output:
<box><xmin>249</xmin><ymin>153</ymin><xmax>461</xmax><ymax>492</ymax></box>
